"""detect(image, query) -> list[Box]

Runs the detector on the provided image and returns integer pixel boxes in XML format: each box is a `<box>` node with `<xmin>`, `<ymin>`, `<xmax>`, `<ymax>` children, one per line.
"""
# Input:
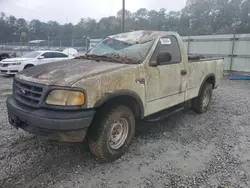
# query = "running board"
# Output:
<box><xmin>143</xmin><ymin>105</ymin><xmax>185</xmax><ymax>122</ymax></box>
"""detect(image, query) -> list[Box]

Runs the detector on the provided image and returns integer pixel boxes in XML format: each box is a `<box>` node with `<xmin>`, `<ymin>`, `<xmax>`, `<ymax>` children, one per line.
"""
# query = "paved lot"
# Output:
<box><xmin>0</xmin><ymin>76</ymin><xmax>250</xmax><ymax>188</ymax></box>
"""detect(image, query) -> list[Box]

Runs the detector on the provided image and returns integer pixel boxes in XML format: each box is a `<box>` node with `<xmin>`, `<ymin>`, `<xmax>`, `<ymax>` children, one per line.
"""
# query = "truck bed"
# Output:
<box><xmin>188</xmin><ymin>56</ymin><xmax>224</xmax><ymax>89</ymax></box>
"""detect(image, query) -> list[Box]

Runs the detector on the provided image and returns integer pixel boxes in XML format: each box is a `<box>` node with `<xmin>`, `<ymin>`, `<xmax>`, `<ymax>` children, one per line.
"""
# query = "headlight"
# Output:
<box><xmin>10</xmin><ymin>62</ymin><xmax>22</xmax><ymax>66</ymax></box>
<box><xmin>46</xmin><ymin>90</ymin><xmax>85</xmax><ymax>106</ymax></box>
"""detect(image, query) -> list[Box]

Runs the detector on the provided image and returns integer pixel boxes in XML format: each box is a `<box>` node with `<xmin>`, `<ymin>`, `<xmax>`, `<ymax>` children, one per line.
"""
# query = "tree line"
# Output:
<box><xmin>0</xmin><ymin>0</ymin><xmax>249</xmax><ymax>43</ymax></box>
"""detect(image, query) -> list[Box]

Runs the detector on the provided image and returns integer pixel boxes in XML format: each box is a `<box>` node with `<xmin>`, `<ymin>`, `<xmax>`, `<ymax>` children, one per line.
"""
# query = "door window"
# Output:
<box><xmin>41</xmin><ymin>52</ymin><xmax>68</xmax><ymax>58</ymax></box>
<box><xmin>151</xmin><ymin>35</ymin><xmax>182</xmax><ymax>65</ymax></box>
<box><xmin>42</xmin><ymin>52</ymin><xmax>53</xmax><ymax>59</ymax></box>
<box><xmin>52</xmin><ymin>52</ymin><xmax>68</xmax><ymax>58</ymax></box>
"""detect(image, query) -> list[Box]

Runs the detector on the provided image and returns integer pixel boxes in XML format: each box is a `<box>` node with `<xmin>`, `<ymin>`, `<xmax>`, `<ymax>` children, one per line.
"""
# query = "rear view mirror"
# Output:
<box><xmin>156</xmin><ymin>52</ymin><xmax>172</xmax><ymax>65</ymax></box>
<box><xmin>38</xmin><ymin>56</ymin><xmax>45</xmax><ymax>60</ymax></box>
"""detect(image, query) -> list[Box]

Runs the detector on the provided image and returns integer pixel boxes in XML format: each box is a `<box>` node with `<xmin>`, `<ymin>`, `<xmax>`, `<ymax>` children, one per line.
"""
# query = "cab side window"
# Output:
<box><xmin>52</xmin><ymin>52</ymin><xmax>68</xmax><ymax>58</ymax></box>
<box><xmin>151</xmin><ymin>35</ymin><xmax>182</xmax><ymax>65</ymax></box>
<box><xmin>42</xmin><ymin>52</ymin><xmax>53</xmax><ymax>59</ymax></box>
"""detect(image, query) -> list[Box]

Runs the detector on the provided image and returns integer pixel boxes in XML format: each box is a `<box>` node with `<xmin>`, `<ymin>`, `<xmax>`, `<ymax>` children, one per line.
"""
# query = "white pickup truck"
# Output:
<box><xmin>7</xmin><ymin>31</ymin><xmax>224</xmax><ymax>161</ymax></box>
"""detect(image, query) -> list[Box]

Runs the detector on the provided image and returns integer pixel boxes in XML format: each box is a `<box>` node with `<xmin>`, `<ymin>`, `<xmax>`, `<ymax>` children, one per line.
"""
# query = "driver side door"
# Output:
<box><xmin>37</xmin><ymin>52</ymin><xmax>54</xmax><ymax>65</ymax></box>
<box><xmin>145</xmin><ymin>35</ymin><xmax>185</xmax><ymax>116</ymax></box>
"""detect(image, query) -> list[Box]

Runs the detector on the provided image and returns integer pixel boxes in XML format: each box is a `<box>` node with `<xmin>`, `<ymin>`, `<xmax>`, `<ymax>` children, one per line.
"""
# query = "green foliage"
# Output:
<box><xmin>0</xmin><ymin>0</ymin><xmax>249</xmax><ymax>41</ymax></box>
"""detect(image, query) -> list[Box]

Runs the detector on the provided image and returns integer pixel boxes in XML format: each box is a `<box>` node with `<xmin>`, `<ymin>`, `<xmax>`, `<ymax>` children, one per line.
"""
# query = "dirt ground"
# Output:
<box><xmin>0</xmin><ymin>76</ymin><xmax>250</xmax><ymax>188</ymax></box>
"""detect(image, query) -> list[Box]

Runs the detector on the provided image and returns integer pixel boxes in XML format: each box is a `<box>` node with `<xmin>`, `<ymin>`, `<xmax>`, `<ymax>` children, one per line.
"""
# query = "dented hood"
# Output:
<box><xmin>16</xmin><ymin>59</ymin><xmax>128</xmax><ymax>86</ymax></box>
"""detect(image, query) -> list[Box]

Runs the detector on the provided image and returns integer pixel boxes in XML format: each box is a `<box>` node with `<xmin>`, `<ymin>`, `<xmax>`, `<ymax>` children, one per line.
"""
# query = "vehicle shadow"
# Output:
<box><xmin>0</xmin><ymin>74</ymin><xmax>15</xmax><ymax>79</ymax></box>
<box><xmin>135</xmin><ymin>107</ymin><xmax>190</xmax><ymax>137</ymax></box>
<box><xmin>0</xmin><ymin>108</ymin><xmax>191</xmax><ymax>188</ymax></box>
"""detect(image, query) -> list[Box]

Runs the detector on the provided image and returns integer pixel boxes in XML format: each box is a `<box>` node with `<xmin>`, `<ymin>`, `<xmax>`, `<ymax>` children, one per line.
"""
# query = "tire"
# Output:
<box><xmin>88</xmin><ymin>105</ymin><xmax>135</xmax><ymax>162</ymax></box>
<box><xmin>191</xmin><ymin>83</ymin><xmax>213</xmax><ymax>114</ymax></box>
<box><xmin>24</xmin><ymin>64</ymin><xmax>34</xmax><ymax>70</ymax></box>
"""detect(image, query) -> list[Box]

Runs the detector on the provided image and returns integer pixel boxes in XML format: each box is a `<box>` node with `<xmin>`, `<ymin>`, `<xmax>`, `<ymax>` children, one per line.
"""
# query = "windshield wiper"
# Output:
<box><xmin>85</xmin><ymin>54</ymin><xmax>124</xmax><ymax>64</ymax></box>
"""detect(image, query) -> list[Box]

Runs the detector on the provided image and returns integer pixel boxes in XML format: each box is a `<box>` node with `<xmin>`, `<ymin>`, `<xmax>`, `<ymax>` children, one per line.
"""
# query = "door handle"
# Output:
<box><xmin>181</xmin><ymin>69</ymin><xmax>187</xmax><ymax>76</ymax></box>
<box><xmin>135</xmin><ymin>78</ymin><xmax>145</xmax><ymax>84</ymax></box>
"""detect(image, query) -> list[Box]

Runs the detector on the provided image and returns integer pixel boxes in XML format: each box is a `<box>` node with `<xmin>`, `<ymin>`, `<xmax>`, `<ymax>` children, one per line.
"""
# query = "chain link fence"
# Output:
<box><xmin>0</xmin><ymin>38</ymin><xmax>91</xmax><ymax>56</ymax></box>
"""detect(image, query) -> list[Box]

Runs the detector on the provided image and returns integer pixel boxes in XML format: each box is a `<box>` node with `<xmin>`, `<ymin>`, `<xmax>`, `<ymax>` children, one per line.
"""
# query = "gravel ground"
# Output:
<box><xmin>0</xmin><ymin>76</ymin><xmax>250</xmax><ymax>188</ymax></box>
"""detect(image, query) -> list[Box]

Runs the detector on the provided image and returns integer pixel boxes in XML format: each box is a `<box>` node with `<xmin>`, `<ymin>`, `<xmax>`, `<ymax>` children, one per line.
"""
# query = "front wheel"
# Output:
<box><xmin>191</xmin><ymin>83</ymin><xmax>213</xmax><ymax>113</ymax></box>
<box><xmin>24</xmin><ymin>64</ymin><xmax>34</xmax><ymax>70</ymax></box>
<box><xmin>88</xmin><ymin>105</ymin><xmax>135</xmax><ymax>162</ymax></box>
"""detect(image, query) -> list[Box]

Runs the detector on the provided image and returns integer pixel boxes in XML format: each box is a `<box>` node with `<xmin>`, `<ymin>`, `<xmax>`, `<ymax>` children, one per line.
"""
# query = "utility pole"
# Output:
<box><xmin>122</xmin><ymin>0</ymin><xmax>125</xmax><ymax>32</ymax></box>
<box><xmin>47</xmin><ymin>36</ymin><xmax>50</xmax><ymax>48</ymax></box>
<box><xmin>28</xmin><ymin>34</ymin><xmax>30</xmax><ymax>49</ymax></box>
<box><xmin>60</xmin><ymin>36</ymin><xmax>62</xmax><ymax>49</ymax></box>
<box><xmin>86</xmin><ymin>37</ymin><xmax>88</xmax><ymax>52</ymax></box>
<box><xmin>83</xmin><ymin>36</ymin><xmax>89</xmax><ymax>52</ymax></box>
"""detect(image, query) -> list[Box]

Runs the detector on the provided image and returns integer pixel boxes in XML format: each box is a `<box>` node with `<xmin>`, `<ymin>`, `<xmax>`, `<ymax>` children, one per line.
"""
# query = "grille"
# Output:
<box><xmin>13</xmin><ymin>79</ymin><xmax>44</xmax><ymax>108</ymax></box>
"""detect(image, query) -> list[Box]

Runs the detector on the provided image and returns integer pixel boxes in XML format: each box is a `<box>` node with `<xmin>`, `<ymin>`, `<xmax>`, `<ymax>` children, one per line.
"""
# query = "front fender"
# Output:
<box><xmin>72</xmin><ymin>65</ymin><xmax>145</xmax><ymax>117</ymax></box>
<box><xmin>94</xmin><ymin>89</ymin><xmax>144</xmax><ymax>118</ymax></box>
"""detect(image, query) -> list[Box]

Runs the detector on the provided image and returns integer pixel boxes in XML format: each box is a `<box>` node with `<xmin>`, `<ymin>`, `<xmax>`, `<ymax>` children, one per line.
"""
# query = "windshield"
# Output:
<box><xmin>87</xmin><ymin>38</ymin><xmax>154</xmax><ymax>64</ymax></box>
<box><xmin>22</xmin><ymin>51</ymin><xmax>41</xmax><ymax>58</ymax></box>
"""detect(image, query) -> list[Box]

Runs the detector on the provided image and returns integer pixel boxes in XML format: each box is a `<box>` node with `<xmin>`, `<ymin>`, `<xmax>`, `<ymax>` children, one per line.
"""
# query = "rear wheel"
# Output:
<box><xmin>191</xmin><ymin>83</ymin><xmax>213</xmax><ymax>113</ymax></box>
<box><xmin>88</xmin><ymin>105</ymin><xmax>135</xmax><ymax>162</ymax></box>
<box><xmin>24</xmin><ymin>64</ymin><xmax>34</xmax><ymax>70</ymax></box>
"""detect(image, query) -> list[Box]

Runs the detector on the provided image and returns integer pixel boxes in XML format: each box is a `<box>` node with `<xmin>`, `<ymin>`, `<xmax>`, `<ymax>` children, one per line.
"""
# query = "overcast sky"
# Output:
<box><xmin>0</xmin><ymin>0</ymin><xmax>186</xmax><ymax>24</ymax></box>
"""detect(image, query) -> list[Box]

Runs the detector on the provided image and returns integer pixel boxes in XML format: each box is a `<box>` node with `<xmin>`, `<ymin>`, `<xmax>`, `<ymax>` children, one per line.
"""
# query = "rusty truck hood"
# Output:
<box><xmin>16</xmin><ymin>59</ymin><xmax>128</xmax><ymax>86</ymax></box>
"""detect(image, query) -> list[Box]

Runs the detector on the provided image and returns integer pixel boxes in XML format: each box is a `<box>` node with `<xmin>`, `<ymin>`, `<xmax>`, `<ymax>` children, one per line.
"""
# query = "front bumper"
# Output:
<box><xmin>6</xmin><ymin>96</ymin><xmax>95</xmax><ymax>142</ymax></box>
<box><xmin>0</xmin><ymin>65</ymin><xmax>21</xmax><ymax>75</ymax></box>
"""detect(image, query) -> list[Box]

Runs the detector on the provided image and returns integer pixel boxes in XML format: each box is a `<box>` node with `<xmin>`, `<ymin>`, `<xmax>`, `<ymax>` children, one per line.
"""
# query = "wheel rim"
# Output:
<box><xmin>202</xmin><ymin>89</ymin><xmax>211</xmax><ymax>107</ymax></box>
<box><xmin>109</xmin><ymin>118</ymin><xmax>129</xmax><ymax>150</ymax></box>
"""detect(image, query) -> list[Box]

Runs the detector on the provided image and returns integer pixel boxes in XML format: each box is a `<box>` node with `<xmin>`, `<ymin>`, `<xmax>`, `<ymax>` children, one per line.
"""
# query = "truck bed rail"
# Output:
<box><xmin>188</xmin><ymin>54</ymin><xmax>223</xmax><ymax>62</ymax></box>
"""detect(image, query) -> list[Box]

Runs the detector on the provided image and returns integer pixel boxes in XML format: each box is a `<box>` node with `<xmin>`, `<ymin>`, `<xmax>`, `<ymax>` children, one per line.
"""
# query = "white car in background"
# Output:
<box><xmin>0</xmin><ymin>50</ymin><xmax>75</xmax><ymax>75</ymax></box>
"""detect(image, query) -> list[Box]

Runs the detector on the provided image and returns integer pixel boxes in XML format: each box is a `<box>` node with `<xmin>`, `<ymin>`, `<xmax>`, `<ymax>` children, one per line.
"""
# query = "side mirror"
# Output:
<box><xmin>156</xmin><ymin>52</ymin><xmax>172</xmax><ymax>65</ymax></box>
<box><xmin>38</xmin><ymin>56</ymin><xmax>45</xmax><ymax>60</ymax></box>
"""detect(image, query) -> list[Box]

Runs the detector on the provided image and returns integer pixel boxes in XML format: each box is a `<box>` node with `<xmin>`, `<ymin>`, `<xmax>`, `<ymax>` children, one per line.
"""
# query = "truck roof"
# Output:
<box><xmin>109</xmin><ymin>30</ymin><xmax>177</xmax><ymax>44</ymax></box>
